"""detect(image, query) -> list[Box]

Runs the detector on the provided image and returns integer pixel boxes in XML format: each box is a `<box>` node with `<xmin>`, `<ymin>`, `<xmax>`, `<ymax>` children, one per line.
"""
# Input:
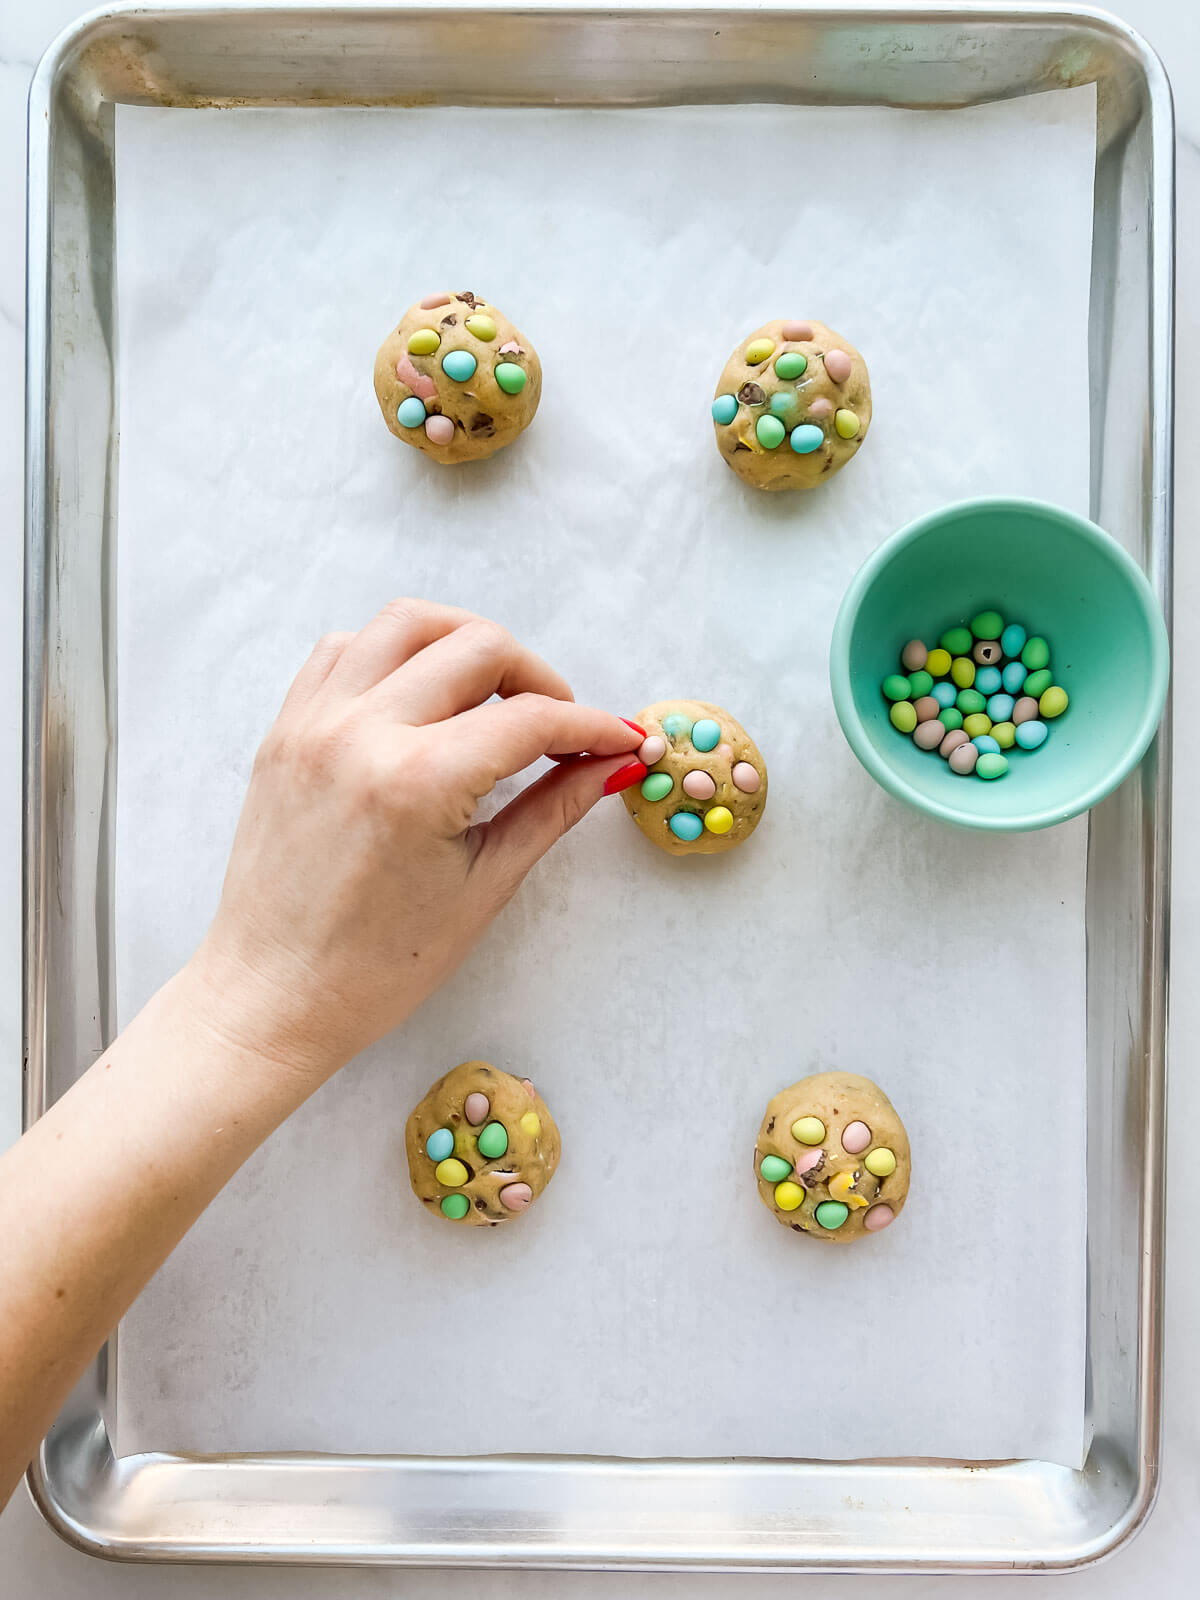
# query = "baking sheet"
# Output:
<box><xmin>113</xmin><ymin>93</ymin><xmax>1094</xmax><ymax>1466</ymax></box>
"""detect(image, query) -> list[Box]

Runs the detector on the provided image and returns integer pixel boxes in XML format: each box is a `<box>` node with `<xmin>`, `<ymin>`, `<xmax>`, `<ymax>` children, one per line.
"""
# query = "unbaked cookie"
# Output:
<box><xmin>375</xmin><ymin>291</ymin><xmax>541</xmax><ymax>464</ymax></box>
<box><xmin>622</xmin><ymin>700</ymin><xmax>767</xmax><ymax>856</ymax></box>
<box><xmin>405</xmin><ymin>1061</ymin><xmax>560</xmax><ymax>1225</ymax></box>
<box><xmin>711</xmin><ymin>319</ymin><xmax>871</xmax><ymax>491</ymax></box>
<box><xmin>754</xmin><ymin>1071</ymin><xmax>910</xmax><ymax>1241</ymax></box>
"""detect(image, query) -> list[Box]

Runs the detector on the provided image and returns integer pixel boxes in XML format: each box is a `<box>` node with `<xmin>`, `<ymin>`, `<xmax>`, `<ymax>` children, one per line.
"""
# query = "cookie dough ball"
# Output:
<box><xmin>405</xmin><ymin>1061</ymin><xmax>560</xmax><ymax>1226</ymax></box>
<box><xmin>711</xmin><ymin>319</ymin><xmax>871</xmax><ymax>491</ymax></box>
<box><xmin>622</xmin><ymin>700</ymin><xmax>767</xmax><ymax>856</ymax></box>
<box><xmin>375</xmin><ymin>291</ymin><xmax>541</xmax><ymax>464</ymax></box>
<box><xmin>754</xmin><ymin>1071</ymin><xmax>910</xmax><ymax>1241</ymax></box>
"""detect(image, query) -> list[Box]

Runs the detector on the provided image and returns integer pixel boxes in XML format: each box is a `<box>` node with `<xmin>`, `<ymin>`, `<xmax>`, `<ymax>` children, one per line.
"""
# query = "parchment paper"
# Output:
<box><xmin>114</xmin><ymin>93</ymin><xmax>1095</xmax><ymax>1466</ymax></box>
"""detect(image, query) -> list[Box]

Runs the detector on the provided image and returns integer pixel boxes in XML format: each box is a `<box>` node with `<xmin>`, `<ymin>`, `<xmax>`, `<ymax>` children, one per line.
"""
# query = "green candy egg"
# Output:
<box><xmin>756</xmin><ymin>414</ymin><xmax>786</xmax><ymax>449</ymax></box>
<box><xmin>477</xmin><ymin>1122</ymin><xmax>509</xmax><ymax>1159</ymax></box>
<box><xmin>1023</xmin><ymin>668</ymin><xmax>1053</xmax><ymax>699</ymax></box>
<box><xmin>494</xmin><ymin>362</ymin><xmax>527</xmax><ymax>395</ymax></box>
<box><xmin>882</xmin><ymin>674</ymin><xmax>912</xmax><ymax>702</ymax></box>
<box><xmin>662</xmin><ymin>713</ymin><xmax>693</xmax><ymax>740</ymax></box>
<box><xmin>640</xmin><ymin>772</ymin><xmax>674</xmax><ymax>802</ymax></box>
<box><xmin>890</xmin><ymin>702</ymin><xmax>918</xmax><ymax>734</ymax></box>
<box><xmin>938</xmin><ymin>708</ymin><xmax>964</xmax><ymax>731</ymax></box>
<box><xmin>940</xmin><ymin>626</ymin><xmax>973</xmax><ymax>656</ymax></box>
<box><xmin>976</xmin><ymin>753</ymin><xmax>1009</xmax><ymax>781</ymax></box>
<box><xmin>440</xmin><ymin>1194</ymin><xmax>470</xmax><ymax>1219</ymax></box>
<box><xmin>1039</xmin><ymin>686</ymin><xmax>1069</xmax><ymax>719</ymax></box>
<box><xmin>759</xmin><ymin>1154</ymin><xmax>793</xmax><ymax>1183</ymax></box>
<box><xmin>775</xmin><ymin>351</ymin><xmax>807</xmax><ymax>380</ymax></box>
<box><xmin>907</xmin><ymin>670</ymin><xmax>933</xmax><ymax>699</ymax></box>
<box><xmin>815</xmin><ymin>1201</ymin><xmax>849</xmax><ymax>1230</ymax></box>
<box><xmin>956</xmin><ymin>689</ymin><xmax>987</xmax><ymax>715</ymax></box>
<box><xmin>970</xmin><ymin>609</ymin><xmax>1004</xmax><ymax>640</ymax></box>
<box><xmin>1021</xmin><ymin>636</ymin><xmax>1051</xmax><ymax>671</ymax></box>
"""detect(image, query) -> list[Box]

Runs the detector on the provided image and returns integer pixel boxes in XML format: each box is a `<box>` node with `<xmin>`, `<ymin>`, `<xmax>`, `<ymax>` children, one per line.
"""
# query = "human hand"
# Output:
<box><xmin>187</xmin><ymin>600</ymin><xmax>645</xmax><ymax>1085</ymax></box>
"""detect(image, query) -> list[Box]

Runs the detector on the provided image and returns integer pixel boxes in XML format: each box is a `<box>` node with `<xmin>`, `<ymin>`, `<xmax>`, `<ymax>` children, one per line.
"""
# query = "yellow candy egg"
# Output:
<box><xmin>926</xmin><ymin>648</ymin><xmax>952</xmax><ymax>678</ymax></box>
<box><xmin>407</xmin><ymin>328</ymin><xmax>441</xmax><ymax>355</ymax></box>
<box><xmin>774</xmin><ymin>1181</ymin><xmax>805</xmax><ymax>1211</ymax></box>
<box><xmin>465</xmin><ymin>313</ymin><xmax>497</xmax><ymax>341</ymax></box>
<box><xmin>834</xmin><ymin>408</ymin><xmax>860</xmax><ymax>439</ymax></box>
<box><xmin>792</xmin><ymin>1117</ymin><xmax>826</xmax><ymax>1145</ymax></box>
<box><xmin>704</xmin><ymin>806</ymin><xmax>734</xmax><ymax>835</ymax></box>
<box><xmin>745</xmin><ymin>338</ymin><xmax>776</xmax><ymax>365</ymax></box>
<box><xmin>829</xmin><ymin>1170</ymin><xmax>869</xmax><ymax>1209</ymax></box>
<box><xmin>434</xmin><ymin>1157</ymin><xmax>469</xmax><ymax>1187</ymax></box>
<box><xmin>864</xmin><ymin>1147</ymin><xmax>896</xmax><ymax>1178</ymax></box>
<box><xmin>520</xmin><ymin>1112</ymin><xmax>541</xmax><ymax>1138</ymax></box>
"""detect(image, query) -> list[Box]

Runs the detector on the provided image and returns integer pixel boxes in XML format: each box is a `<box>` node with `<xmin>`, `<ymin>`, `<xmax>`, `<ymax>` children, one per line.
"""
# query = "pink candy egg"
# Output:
<box><xmin>638</xmin><ymin>735</ymin><xmax>667</xmax><ymax>765</ymax></box>
<box><xmin>498</xmin><ymin>340</ymin><xmax>521</xmax><ymax>354</ymax></box>
<box><xmin>499</xmin><ymin>1183</ymin><xmax>533</xmax><ymax>1211</ymax></box>
<box><xmin>682</xmin><ymin>770</ymin><xmax>716</xmax><ymax>800</ymax></box>
<box><xmin>864</xmin><ymin>1204</ymin><xmax>895</xmax><ymax>1231</ymax></box>
<box><xmin>522</xmin><ymin>1078</ymin><xmax>537</xmax><ymax>1099</ymax></box>
<box><xmin>782</xmin><ymin>320</ymin><xmax>814</xmax><ymax>341</ymax></box>
<box><xmin>425</xmin><ymin>414</ymin><xmax>454</xmax><ymax>445</ymax></box>
<box><xmin>464</xmin><ymin>1093</ymin><xmax>490</xmax><ymax>1126</ymax></box>
<box><xmin>396</xmin><ymin>353</ymin><xmax>437</xmax><ymax>401</ymax></box>
<box><xmin>939</xmin><ymin>729</ymin><xmax>968</xmax><ymax>758</ymax></box>
<box><xmin>794</xmin><ymin>1147</ymin><xmax>824</xmax><ymax>1176</ymax></box>
<box><xmin>914</xmin><ymin>696</ymin><xmax>940</xmax><ymax>722</ymax></box>
<box><xmin>824</xmin><ymin>349</ymin><xmax>852</xmax><ymax>383</ymax></box>
<box><xmin>901</xmin><ymin>640</ymin><xmax>927</xmax><ymax>672</ymax></box>
<box><xmin>950</xmin><ymin>743</ymin><xmax>979</xmax><ymax>775</ymax></box>
<box><xmin>914</xmin><ymin>721</ymin><xmax>945</xmax><ymax>751</ymax></box>
<box><xmin>842</xmin><ymin>1121</ymin><xmax>871</xmax><ymax>1154</ymax></box>
<box><xmin>420</xmin><ymin>292</ymin><xmax>451</xmax><ymax>308</ymax></box>
<box><xmin>808</xmin><ymin>397</ymin><xmax>834</xmax><ymax>418</ymax></box>
<box><xmin>731</xmin><ymin>762</ymin><xmax>760</xmax><ymax>793</ymax></box>
<box><xmin>1013</xmin><ymin>697</ymin><xmax>1039</xmax><ymax>724</ymax></box>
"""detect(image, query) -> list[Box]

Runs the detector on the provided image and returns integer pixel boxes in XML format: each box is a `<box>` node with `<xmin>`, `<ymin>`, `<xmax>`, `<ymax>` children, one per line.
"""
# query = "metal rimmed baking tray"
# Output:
<box><xmin>23</xmin><ymin>0</ymin><xmax>1173</xmax><ymax>1572</ymax></box>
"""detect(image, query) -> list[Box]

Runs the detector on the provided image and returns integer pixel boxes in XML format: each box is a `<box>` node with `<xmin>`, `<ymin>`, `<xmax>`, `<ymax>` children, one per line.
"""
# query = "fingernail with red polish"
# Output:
<box><xmin>602</xmin><ymin>760</ymin><xmax>647</xmax><ymax>796</ymax></box>
<box><xmin>621</xmin><ymin>718</ymin><xmax>647</xmax><ymax>738</ymax></box>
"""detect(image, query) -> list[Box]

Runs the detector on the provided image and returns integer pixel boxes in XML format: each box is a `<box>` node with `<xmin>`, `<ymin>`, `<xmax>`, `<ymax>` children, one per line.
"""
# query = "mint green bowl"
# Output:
<box><xmin>829</xmin><ymin>498</ymin><xmax>1170</xmax><ymax>832</ymax></box>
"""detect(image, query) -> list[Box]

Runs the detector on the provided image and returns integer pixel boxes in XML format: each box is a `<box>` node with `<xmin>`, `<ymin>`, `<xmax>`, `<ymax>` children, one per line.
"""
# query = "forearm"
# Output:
<box><xmin>0</xmin><ymin>959</ymin><xmax>321</xmax><ymax>1504</ymax></box>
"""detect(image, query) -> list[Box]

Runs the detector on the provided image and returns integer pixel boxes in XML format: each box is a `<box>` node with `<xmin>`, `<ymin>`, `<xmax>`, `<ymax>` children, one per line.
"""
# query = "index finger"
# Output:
<box><xmin>438</xmin><ymin>694</ymin><xmax>643</xmax><ymax>794</ymax></box>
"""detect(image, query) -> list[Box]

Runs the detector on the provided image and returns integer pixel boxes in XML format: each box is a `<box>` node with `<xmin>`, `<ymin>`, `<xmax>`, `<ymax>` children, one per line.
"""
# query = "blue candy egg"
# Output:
<box><xmin>442</xmin><ymin>349</ymin><xmax>477</xmax><ymax>382</ymax></box>
<box><xmin>973</xmin><ymin>735</ymin><xmax>1001</xmax><ymax>754</ymax></box>
<box><xmin>932</xmin><ymin>682</ymin><xmax>957</xmax><ymax>709</ymax></box>
<box><xmin>1002</xmin><ymin>661</ymin><xmax>1027</xmax><ymax>695</ymax></box>
<box><xmin>986</xmin><ymin>693</ymin><xmax>1015</xmax><ymax>722</ymax></box>
<box><xmin>662</xmin><ymin>713</ymin><xmax>693</xmax><ymax>740</ymax></box>
<box><xmin>397</xmin><ymin>396</ymin><xmax>427</xmax><ymax>428</ymax></box>
<box><xmin>975</xmin><ymin>666</ymin><xmax>1002</xmax><ymax>696</ymax></box>
<box><xmin>691</xmin><ymin>719</ymin><xmax>721</xmax><ymax>752</ymax></box>
<box><xmin>426</xmin><ymin>1127</ymin><xmax>454</xmax><ymax>1162</ymax></box>
<box><xmin>712</xmin><ymin>394</ymin><xmax>737</xmax><ymax>425</ymax></box>
<box><xmin>669</xmin><ymin>811</ymin><xmax>704</xmax><ymax>842</ymax></box>
<box><xmin>1015</xmin><ymin>720</ymin><xmax>1048</xmax><ymax>750</ymax></box>
<box><xmin>790</xmin><ymin>423</ymin><xmax>824</xmax><ymax>455</ymax></box>
<box><xmin>770</xmin><ymin>391</ymin><xmax>797</xmax><ymax>417</ymax></box>
<box><xmin>1001</xmin><ymin>623</ymin><xmax>1027</xmax><ymax>658</ymax></box>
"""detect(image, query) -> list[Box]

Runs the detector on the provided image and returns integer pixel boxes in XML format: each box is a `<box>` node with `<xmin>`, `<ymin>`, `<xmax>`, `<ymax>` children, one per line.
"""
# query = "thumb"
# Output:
<box><xmin>474</xmin><ymin>753</ymin><xmax>646</xmax><ymax>894</ymax></box>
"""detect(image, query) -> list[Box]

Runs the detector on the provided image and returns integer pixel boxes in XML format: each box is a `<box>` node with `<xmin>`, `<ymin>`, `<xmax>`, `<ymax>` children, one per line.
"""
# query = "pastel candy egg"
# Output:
<box><xmin>1013</xmin><ymin>696</ymin><xmax>1040</xmax><ymax>725</ymax></box>
<box><xmin>882</xmin><ymin>674</ymin><xmax>912</xmax><ymax>702</ymax></box>
<box><xmin>807</xmin><ymin>398</ymin><xmax>833</xmax><ymax>419</ymax></box>
<box><xmin>975</xmin><ymin>666</ymin><xmax>1002</xmax><ymax>696</ymax></box>
<box><xmin>682</xmin><ymin>770</ymin><xmax>716</xmax><ymax>800</ymax></box>
<box><xmin>397</xmin><ymin>397</ymin><xmax>427</xmax><ymax>428</ymax></box>
<box><xmin>962</xmin><ymin>713</ymin><xmax>992</xmax><ymax>739</ymax></box>
<box><xmin>716</xmin><ymin>744</ymin><xmax>733</xmax><ymax>761</ymax></box>
<box><xmin>794</xmin><ymin>1147</ymin><xmax>824</xmax><ymax>1176</ymax></box>
<box><xmin>435</xmin><ymin>1157</ymin><xmax>469</xmax><ymax>1187</ymax></box>
<box><xmin>815</xmin><ymin>1200</ymin><xmax>849</xmax><ymax>1230</ymax></box>
<box><xmin>756</xmin><ymin>414</ymin><xmax>786</xmax><ymax>449</ymax></box>
<box><xmin>498</xmin><ymin>340</ymin><xmax>521</xmax><ymax>355</ymax></box>
<box><xmin>1015</xmin><ymin>719</ymin><xmax>1048</xmax><ymax>750</ymax></box>
<box><xmin>442</xmin><ymin>349</ymin><xmax>477</xmax><ymax>381</ymax></box>
<box><xmin>774</xmin><ymin>1181</ymin><xmax>805</xmax><ymax>1212</ymax></box>
<box><xmin>913</xmin><ymin>721</ymin><xmax>945</xmax><ymax>750</ymax></box>
<box><xmin>914</xmin><ymin>696</ymin><xmax>940</xmax><ymax>722</ymax></box>
<box><xmin>890</xmin><ymin>702</ymin><xmax>917</xmax><ymax>734</ymax></box>
<box><xmin>834</xmin><ymin>408</ymin><xmax>860</xmax><ymax>439</ymax></box>
<box><xmin>520</xmin><ymin>1112</ymin><xmax>541</xmax><ymax>1137</ymax></box>
<box><xmin>495</xmin><ymin>362</ymin><xmax>527</xmax><ymax>394</ymax></box>
<box><xmin>641</xmin><ymin>772</ymin><xmax>674</xmax><ymax>801</ymax></box>
<box><xmin>790</xmin><ymin>423</ymin><xmax>824</xmax><ymax>454</ymax></box>
<box><xmin>926</xmin><ymin>649</ymin><xmax>952</xmax><ymax>678</ymax></box>
<box><xmin>782</xmin><ymin>320</ymin><xmax>814</xmax><ymax>340</ymax></box>
<box><xmin>1040</xmin><ymin>686</ymin><xmax>1069</xmax><ymax>718</ymax></box>
<box><xmin>973</xmin><ymin>735</ymin><xmax>1001</xmax><ymax>754</ymax></box>
<box><xmin>669</xmin><ymin>812</ymin><xmax>704</xmax><ymax>842</ymax></box>
<box><xmin>792</xmin><ymin>1116</ymin><xmax>825</xmax><ymax>1145</ymax></box>
<box><xmin>956</xmin><ymin>689</ymin><xmax>986</xmax><ymax>716</ymax></box>
<box><xmin>477</xmin><ymin>1122</ymin><xmax>508</xmax><ymax>1159</ymax></box>
<box><xmin>638</xmin><ymin>735</ymin><xmax>666</xmax><ymax>765</ymax></box>
<box><xmin>1002</xmin><ymin>661</ymin><xmax>1028</xmax><ymax>695</ymax></box>
<box><xmin>932</xmin><ymin>682</ymin><xmax>957</xmax><ymax>709</ymax></box>
<box><xmin>420</xmin><ymin>292</ymin><xmax>452</xmax><ymax>309</ymax></box>
<box><xmin>939</xmin><ymin>728</ymin><xmax>969</xmax><ymax>757</ymax></box>
<box><xmin>864</xmin><ymin>1146</ymin><xmax>897</xmax><ymax>1177</ymax></box>
<box><xmin>971</xmin><ymin>610</ymin><xmax>1004</xmax><ymax>639</ymax></box>
<box><xmin>824</xmin><ymin>349</ymin><xmax>852</xmax><ymax>383</ymax></box>
<box><xmin>901</xmin><ymin>640</ymin><xmax>928</xmax><ymax>672</ymax></box>
<box><xmin>662</xmin><ymin>714</ymin><xmax>693</xmax><ymax>739</ymax></box>
<box><xmin>464</xmin><ymin>1093</ymin><xmax>490</xmax><ymax>1127</ymax></box>
<box><xmin>712</xmin><ymin>394</ymin><xmax>738</xmax><ymax>424</ymax></box>
<box><xmin>1021</xmin><ymin>636</ymin><xmax>1051</xmax><ymax>671</ymax></box>
<box><xmin>770</xmin><ymin>391</ymin><xmax>797</xmax><ymax>417</ymax></box>
<box><xmin>441</xmin><ymin>1193</ymin><xmax>470</xmax><ymax>1220</ymax></box>
<box><xmin>465</xmin><ymin>313</ymin><xmax>497</xmax><ymax>340</ymax></box>
<box><xmin>425</xmin><ymin>415</ymin><xmax>454</xmax><ymax>445</ymax></box>
<box><xmin>731</xmin><ymin>762</ymin><xmax>761</xmax><ymax>792</ymax></box>
<box><xmin>499</xmin><ymin>1183</ymin><xmax>533</xmax><ymax>1211</ymax></box>
<box><xmin>991</xmin><ymin>721</ymin><xmax>1016</xmax><ymax>749</ymax></box>
<box><xmin>907</xmin><ymin>670</ymin><xmax>934</xmax><ymax>699</ymax></box>
<box><xmin>986</xmin><ymin>693</ymin><xmax>1015</xmax><ymax>722</ymax></box>
<box><xmin>704</xmin><ymin>806</ymin><xmax>734</xmax><ymax>835</ymax></box>
<box><xmin>949</xmin><ymin>742</ymin><xmax>978</xmax><ymax>775</ymax></box>
<box><xmin>760</xmin><ymin>1154</ymin><xmax>793</xmax><ymax>1183</ymax></box>
<box><xmin>864</xmin><ymin>1204</ymin><xmax>895</xmax><ymax>1232</ymax></box>
<box><xmin>827</xmin><ymin>1171</ymin><xmax>863</xmax><ymax>1206</ymax></box>
<box><xmin>775</xmin><ymin>351</ymin><xmax>807</xmax><ymax>379</ymax></box>
<box><xmin>950</xmin><ymin>657</ymin><xmax>975</xmax><ymax>689</ymax></box>
<box><xmin>976</xmin><ymin>752</ymin><xmax>1009</xmax><ymax>780</ymax></box>
<box><xmin>938</xmin><ymin>709</ymin><xmax>964</xmax><ymax>731</ymax></box>
<box><xmin>940</xmin><ymin>627</ymin><xmax>973</xmax><ymax>656</ymax></box>
<box><xmin>426</xmin><ymin>1127</ymin><xmax>454</xmax><ymax>1161</ymax></box>
<box><xmin>1024</xmin><ymin>668</ymin><xmax>1053</xmax><ymax>699</ymax></box>
<box><xmin>1001</xmin><ymin>622</ymin><xmax>1027</xmax><ymax>656</ymax></box>
<box><xmin>692</xmin><ymin>719</ymin><xmax>721</xmax><ymax>751</ymax></box>
<box><xmin>745</xmin><ymin>337</ymin><xmax>776</xmax><ymax>364</ymax></box>
<box><xmin>407</xmin><ymin>328</ymin><xmax>441</xmax><ymax>355</ymax></box>
<box><xmin>842</xmin><ymin>1121</ymin><xmax>872</xmax><ymax>1154</ymax></box>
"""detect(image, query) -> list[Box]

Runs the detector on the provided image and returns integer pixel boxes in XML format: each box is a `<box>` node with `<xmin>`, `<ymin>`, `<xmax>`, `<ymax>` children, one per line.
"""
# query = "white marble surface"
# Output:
<box><xmin>0</xmin><ymin>2</ymin><xmax>1196</xmax><ymax>1593</ymax></box>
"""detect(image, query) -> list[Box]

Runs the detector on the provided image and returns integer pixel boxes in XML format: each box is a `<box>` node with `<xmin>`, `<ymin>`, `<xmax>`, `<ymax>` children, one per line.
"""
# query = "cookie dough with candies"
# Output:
<box><xmin>754</xmin><ymin>1071</ymin><xmax>910</xmax><ymax>1242</ymax></box>
<box><xmin>711</xmin><ymin>319</ymin><xmax>871</xmax><ymax>491</ymax></box>
<box><xmin>622</xmin><ymin>700</ymin><xmax>767</xmax><ymax>856</ymax></box>
<box><xmin>374</xmin><ymin>291</ymin><xmax>541</xmax><ymax>464</ymax></box>
<box><xmin>405</xmin><ymin>1061</ymin><xmax>560</xmax><ymax>1225</ymax></box>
